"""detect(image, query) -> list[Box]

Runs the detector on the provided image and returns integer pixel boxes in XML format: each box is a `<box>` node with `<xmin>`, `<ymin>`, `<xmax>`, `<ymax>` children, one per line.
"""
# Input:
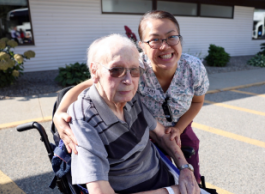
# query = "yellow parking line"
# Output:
<box><xmin>204</xmin><ymin>100</ymin><xmax>265</xmax><ymax>116</ymax></box>
<box><xmin>206</xmin><ymin>81</ymin><xmax>265</xmax><ymax>94</ymax></box>
<box><xmin>206</xmin><ymin>182</ymin><xmax>234</xmax><ymax>194</ymax></box>
<box><xmin>230</xmin><ymin>90</ymin><xmax>265</xmax><ymax>97</ymax></box>
<box><xmin>193</xmin><ymin>122</ymin><xmax>265</xmax><ymax>148</ymax></box>
<box><xmin>0</xmin><ymin>116</ymin><xmax>52</xmax><ymax>129</ymax></box>
<box><xmin>0</xmin><ymin>170</ymin><xmax>26</xmax><ymax>194</ymax></box>
<box><xmin>206</xmin><ymin>89</ymin><xmax>221</xmax><ymax>94</ymax></box>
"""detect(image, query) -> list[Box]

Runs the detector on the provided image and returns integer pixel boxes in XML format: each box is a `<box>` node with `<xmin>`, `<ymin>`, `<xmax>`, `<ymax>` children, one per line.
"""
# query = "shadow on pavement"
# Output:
<box><xmin>11</xmin><ymin>172</ymin><xmax>61</xmax><ymax>194</ymax></box>
<box><xmin>204</xmin><ymin>84</ymin><xmax>265</xmax><ymax>105</ymax></box>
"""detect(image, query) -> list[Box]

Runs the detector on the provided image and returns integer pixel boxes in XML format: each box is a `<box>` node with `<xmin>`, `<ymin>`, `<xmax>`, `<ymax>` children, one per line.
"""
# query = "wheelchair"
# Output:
<box><xmin>16</xmin><ymin>86</ymin><xmax>217</xmax><ymax>194</ymax></box>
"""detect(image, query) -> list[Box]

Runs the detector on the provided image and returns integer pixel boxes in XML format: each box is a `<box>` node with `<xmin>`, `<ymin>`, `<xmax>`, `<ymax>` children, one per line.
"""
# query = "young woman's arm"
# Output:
<box><xmin>53</xmin><ymin>79</ymin><xmax>94</xmax><ymax>154</ymax></box>
<box><xmin>151</xmin><ymin>123</ymin><xmax>200</xmax><ymax>194</ymax></box>
<box><xmin>169</xmin><ymin>94</ymin><xmax>205</xmax><ymax>136</ymax></box>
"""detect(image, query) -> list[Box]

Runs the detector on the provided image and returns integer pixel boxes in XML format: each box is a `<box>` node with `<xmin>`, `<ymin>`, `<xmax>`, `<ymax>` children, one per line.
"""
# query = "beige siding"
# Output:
<box><xmin>16</xmin><ymin>0</ymin><xmax>142</xmax><ymax>72</ymax></box>
<box><xmin>15</xmin><ymin>0</ymin><xmax>264</xmax><ymax>72</ymax></box>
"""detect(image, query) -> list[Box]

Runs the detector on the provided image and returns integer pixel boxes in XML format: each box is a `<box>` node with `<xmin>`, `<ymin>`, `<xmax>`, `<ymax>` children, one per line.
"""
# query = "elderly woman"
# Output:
<box><xmin>54</xmin><ymin>10</ymin><xmax>209</xmax><ymax>190</ymax></box>
<box><xmin>68</xmin><ymin>34</ymin><xmax>202</xmax><ymax>194</ymax></box>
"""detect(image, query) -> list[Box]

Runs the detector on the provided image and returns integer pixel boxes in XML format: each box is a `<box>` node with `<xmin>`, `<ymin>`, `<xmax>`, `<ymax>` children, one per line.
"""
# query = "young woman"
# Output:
<box><xmin>53</xmin><ymin>10</ymin><xmax>209</xmax><ymax>185</ymax></box>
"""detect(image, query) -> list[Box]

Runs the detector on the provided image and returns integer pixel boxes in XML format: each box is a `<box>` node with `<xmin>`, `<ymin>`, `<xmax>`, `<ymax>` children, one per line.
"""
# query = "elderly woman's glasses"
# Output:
<box><xmin>97</xmin><ymin>63</ymin><xmax>143</xmax><ymax>78</ymax></box>
<box><xmin>143</xmin><ymin>35</ymin><xmax>182</xmax><ymax>49</ymax></box>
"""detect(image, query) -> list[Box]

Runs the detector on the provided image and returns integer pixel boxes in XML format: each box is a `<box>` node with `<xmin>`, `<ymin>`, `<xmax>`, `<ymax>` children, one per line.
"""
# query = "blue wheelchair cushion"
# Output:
<box><xmin>50</xmin><ymin>140</ymin><xmax>72</xmax><ymax>189</ymax></box>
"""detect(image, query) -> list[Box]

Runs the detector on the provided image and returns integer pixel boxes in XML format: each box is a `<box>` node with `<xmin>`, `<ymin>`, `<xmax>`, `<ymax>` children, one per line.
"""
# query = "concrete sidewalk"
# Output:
<box><xmin>0</xmin><ymin>68</ymin><xmax>265</xmax><ymax>129</ymax></box>
<box><xmin>0</xmin><ymin>93</ymin><xmax>57</xmax><ymax>128</ymax></box>
<box><xmin>207</xmin><ymin>68</ymin><xmax>265</xmax><ymax>91</ymax></box>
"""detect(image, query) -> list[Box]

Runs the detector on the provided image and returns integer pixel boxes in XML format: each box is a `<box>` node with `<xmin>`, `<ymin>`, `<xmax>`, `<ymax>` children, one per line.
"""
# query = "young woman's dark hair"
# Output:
<box><xmin>138</xmin><ymin>10</ymin><xmax>182</xmax><ymax>42</ymax></box>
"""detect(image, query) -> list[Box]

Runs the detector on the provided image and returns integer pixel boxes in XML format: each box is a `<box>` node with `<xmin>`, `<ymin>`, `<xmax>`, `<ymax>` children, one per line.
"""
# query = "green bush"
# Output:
<box><xmin>205</xmin><ymin>44</ymin><xmax>230</xmax><ymax>67</ymax></box>
<box><xmin>247</xmin><ymin>54</ymin><xmax>265</xmax><ymax>67</ymax></box>
<box><xmin>55</xmin><ymin>62</ymin><xmax>91</xmax><ymax>87</ymax></box>
<box><xmin>257</xmin><ymin>43</ymin><xmax>265</xmax><ymax>55</ymax></box>
<box><xmin>0</xmin><ymin>38</ymin><xmax>35</xmax><ymax>88</ymax></box>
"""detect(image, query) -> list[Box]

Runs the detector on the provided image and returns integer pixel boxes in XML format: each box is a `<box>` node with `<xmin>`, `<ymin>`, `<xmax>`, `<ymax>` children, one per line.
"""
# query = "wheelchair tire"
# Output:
<box><xmin>199</xmin><ymin>176</ymin><xmax>218</xmax><ymax>194</ymax></box>
<box><xmin>56</xmin><ymin>177</ymin><xmax>72</xmax><ymax>194</ymax></box>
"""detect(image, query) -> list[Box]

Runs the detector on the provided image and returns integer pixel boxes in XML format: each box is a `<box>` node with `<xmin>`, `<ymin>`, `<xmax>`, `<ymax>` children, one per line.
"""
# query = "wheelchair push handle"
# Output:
<box><xmin>181</xmin><ymin>146</ymin><xmax>195</xmax><ymax>159</ymax></box>
<box><xmin>17</xmin><ymin>122</ymin><xmax>54</xmax><ymax>160</ymax></box>
<box><xmin>17</xmin><ymin>122</ymin><xmax>36</xmax><ymax>132</ymax></box>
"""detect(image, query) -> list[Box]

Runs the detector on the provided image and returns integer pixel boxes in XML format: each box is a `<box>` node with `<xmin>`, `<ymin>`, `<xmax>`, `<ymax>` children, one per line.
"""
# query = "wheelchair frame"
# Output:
<box><xmin>16</xmin><ymin>86</ymin><xmax>213</xmax><ymax>194</ymax></box>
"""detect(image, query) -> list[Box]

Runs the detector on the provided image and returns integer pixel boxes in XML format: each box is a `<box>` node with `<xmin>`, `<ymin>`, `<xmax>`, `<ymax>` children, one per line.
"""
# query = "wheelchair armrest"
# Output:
<box><xmin>181</xmin><ymin>146</ymin><xmax>195</xmax><ymax>159</ymax></box>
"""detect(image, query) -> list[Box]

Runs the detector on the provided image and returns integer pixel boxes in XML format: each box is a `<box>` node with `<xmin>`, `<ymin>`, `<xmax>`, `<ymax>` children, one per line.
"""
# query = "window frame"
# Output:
<box><xmin>0</xmin><ymin>0</ymin><xmax>35</xmax><ymax>46</ymax></box>
<box><xmin>199</xmin><ymin>3</ymin><xmax>234</xmax><ymax>19</ymax></box>
<box><xmin>157</xmin><ymin>1</ymin><xmax>199</xmax><ymax>17</ymax></box>
<box><xmin>26</xmin><ymin>0</ymin><xmax>35</xmax><ymax>46</ymax></box>
<box><xmin>252</xmin><ymin>9</ymin><xmax>265</xmax><ymax>40</ymax></box>
<box><xmin>101</xmin><ymin>0</ymin><xmax>154</xmax><ymax>15</ymax></box>
<box><xmin>101</xmin><ymin>0</ymin><xmax>234</xmax><ymax>19</ymax></box>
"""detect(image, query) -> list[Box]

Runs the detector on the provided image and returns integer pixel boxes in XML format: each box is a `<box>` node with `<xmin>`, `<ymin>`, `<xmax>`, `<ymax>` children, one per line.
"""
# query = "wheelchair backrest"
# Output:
<box><xmin>51</xmin><ymin>86</ymin><xmax>74</xmax><ymax>145</ymax></box>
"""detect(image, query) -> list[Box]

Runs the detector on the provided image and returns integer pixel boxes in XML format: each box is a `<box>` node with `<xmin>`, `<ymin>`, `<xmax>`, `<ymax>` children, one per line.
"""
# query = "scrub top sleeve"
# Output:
<box><xmin>194</xmin><ymin>60</ymin><xmax>210</xmax><ymax>96</ymax></box>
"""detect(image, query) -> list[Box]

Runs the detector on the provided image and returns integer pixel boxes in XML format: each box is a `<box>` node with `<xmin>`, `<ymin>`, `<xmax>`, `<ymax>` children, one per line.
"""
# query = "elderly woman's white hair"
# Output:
<box><xmin>87</xmin><ymin>34</ymin><xmax>139</xmax><ymax>73</ymax></box>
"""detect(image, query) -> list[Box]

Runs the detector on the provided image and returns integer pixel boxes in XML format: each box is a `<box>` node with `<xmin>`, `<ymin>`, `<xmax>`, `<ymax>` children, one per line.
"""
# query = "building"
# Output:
<box><xmin>1</xmin><ymin>0</ymin><xmax>265</xmax><ymax>72</ymax></box>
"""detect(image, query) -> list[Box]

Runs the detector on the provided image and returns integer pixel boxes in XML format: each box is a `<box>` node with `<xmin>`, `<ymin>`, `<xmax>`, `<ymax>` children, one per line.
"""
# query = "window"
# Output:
<box><xmin>102</xmin><ymin>0</ymin><xmax>152</xmax><ymax>14</ymax></box>
<box><xmin>157</xmin><ymin>1</ymin><xmax>197</xmax><ymax>16</ymax></box>
<box><xmin>0</xmin><ymin>0</ymin><xmax>34</xmax><ymax>45</ymax></box>
<box><xmin>101</xmin><ymin>0</ymin><xmax>234</xmax><ymax>19</ymax></box>
<box><xmin>252</xmin><ymin>9</ymin><xmax>265</xmax><ymax>39</ymax></box>
<box><xmin>200</xmin><ymin>4</ymin><xmax>233</xmax><ymax>18</ymax></box>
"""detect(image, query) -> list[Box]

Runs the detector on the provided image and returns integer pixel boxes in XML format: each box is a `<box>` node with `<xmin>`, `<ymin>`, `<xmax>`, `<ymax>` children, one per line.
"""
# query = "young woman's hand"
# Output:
<box><xmin>53</xmin><ymin>112</ymin><xmax>78</xmax><ymax>154</ymax></box>
<box><xmin>165</xmin><ymin>127</ymin><xmax>181</xmax><ymax>147</ymax></box>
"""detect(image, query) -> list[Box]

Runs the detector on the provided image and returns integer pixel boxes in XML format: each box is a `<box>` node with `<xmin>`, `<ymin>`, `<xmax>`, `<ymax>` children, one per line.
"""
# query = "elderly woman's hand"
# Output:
<box><xmin>53</xmin><ymin>111</ymin><xmax>78</xmax><ymax>154</ymax></box>
<box><xmin>154</xmin><ymin>126</ymin><xmax>200</xmax><ymax>194</ymax></box>
<box><xmin>179</xmin><ymin>169</ymin><xmax>200</xmax><ymax>194</ymax></box>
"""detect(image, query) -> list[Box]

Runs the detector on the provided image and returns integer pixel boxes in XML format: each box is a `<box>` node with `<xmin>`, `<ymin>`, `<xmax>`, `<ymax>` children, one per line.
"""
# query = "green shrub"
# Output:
<box><xmin>205</xmin><ymin>44</ymin><xmax>230</xmax><ymax>67</ymax></box>
<box><xmin>0</xmin><ymin>38</ymin><xmax>35</xmax><ymax>88</ymax></box>
<box><xmin>257</xmin><ymin>43</ymin><xmax>265</xmax><ymax>55</ymax></box>
<box><xmin>247</xmin><ymin>54</ymin><xmax>265</xmax><ymax>67</ymax></box>
<box><xmin>55</xmin><ymin>62</ymin><xmax>91</xmax><ymax>87</ymax></box>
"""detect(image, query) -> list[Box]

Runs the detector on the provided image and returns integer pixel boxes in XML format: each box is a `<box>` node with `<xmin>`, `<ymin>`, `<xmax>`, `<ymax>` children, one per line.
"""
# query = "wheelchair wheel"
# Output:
<box><xmin>56</xmin><ymin>177</ymin><xmax>72</xmax><ymax>194</ymax></box>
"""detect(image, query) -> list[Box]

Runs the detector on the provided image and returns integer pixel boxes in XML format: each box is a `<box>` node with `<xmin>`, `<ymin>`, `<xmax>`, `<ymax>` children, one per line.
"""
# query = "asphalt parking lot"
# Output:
<box><xmin>0</xmin><ymin>84</ymin><xmax>264</xmax><ymax>194</ymax></box>
<box><xmin>193</xmin><ymin>84</ymin><xmax>265</xmax><ymax>194</ymax></box>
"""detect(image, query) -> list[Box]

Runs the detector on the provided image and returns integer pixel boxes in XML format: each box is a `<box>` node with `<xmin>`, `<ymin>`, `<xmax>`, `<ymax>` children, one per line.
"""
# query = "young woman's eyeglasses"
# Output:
<box><xmin>96</xmin><ymin>62</ymin><xmax>143</xmax><ymax>78</ymax></box>
<box><xmin>143</xmin><ymin>35</ymin><xmax>182</xmax><ymax>49</ymax></box>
